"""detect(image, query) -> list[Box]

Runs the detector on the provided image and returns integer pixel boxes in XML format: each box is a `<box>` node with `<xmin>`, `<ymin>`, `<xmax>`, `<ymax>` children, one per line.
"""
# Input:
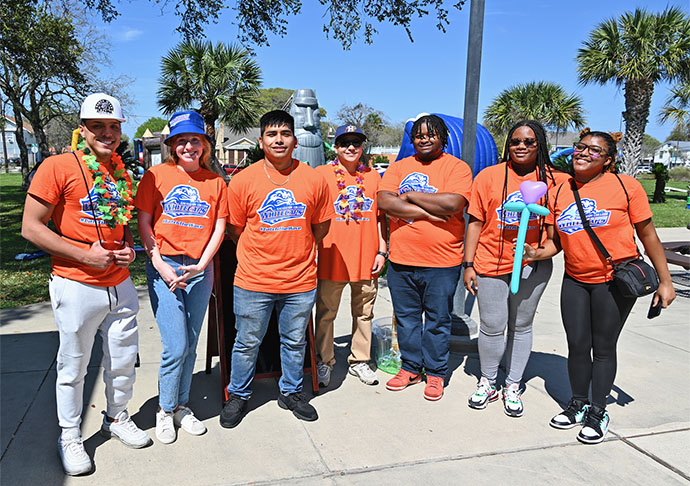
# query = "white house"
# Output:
<box><xmin>1</xmin><ymin>115</ymin><xmax>38</xmax><ymax>161</ymax></box>
<box><xmin>653</xmin><ymin>141</ymin><xmax>690</xmax><ymax>167</ymax></box>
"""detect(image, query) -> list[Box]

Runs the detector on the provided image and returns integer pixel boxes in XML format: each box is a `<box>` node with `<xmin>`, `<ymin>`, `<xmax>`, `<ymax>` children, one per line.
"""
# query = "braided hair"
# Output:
<box><xmin>495</xmin><ymin>120</ymin><xmax>555</xmax><ymax>274</ymax></box>
<box><xmin>410</xmin><ymin>115</ymin><xmax>449</xmax><ymax>149</ymax></box>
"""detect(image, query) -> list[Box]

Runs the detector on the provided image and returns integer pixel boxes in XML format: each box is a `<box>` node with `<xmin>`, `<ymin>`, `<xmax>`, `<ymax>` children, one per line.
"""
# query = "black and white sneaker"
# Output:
<box><xmin>550</xmin><ymin>399</ymin><xmax>590</xmax><ymax>429</ymax></box>
<box><xmin>577</xmin><ymin>406</ymin><xmax>610</xmax><ymax>444</ymax></box>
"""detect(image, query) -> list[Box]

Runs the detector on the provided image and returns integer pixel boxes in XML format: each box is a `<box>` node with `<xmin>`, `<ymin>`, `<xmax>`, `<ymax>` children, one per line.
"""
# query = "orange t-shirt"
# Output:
<box><xmin>227</xmin><ymin>159</ymin><xmax>333</xmax><ymax>293</ymax></box>
<box><xmin>546</xmin><ymin>173</ymin><xmax>653</xmax><ymax>283</ymax></box>
<box><xmin>468</xmin><ymin>163</ymin><xmax>570</xmax><ymax>276</ymax></box>
<box><xmin>27</xmin><ymin>151</ymin><xmax>131</xmax><ymax>287</ymax></box>
<box><xmin>134</xmin><ymin>163</ymin><xmax>228</xmax><ymax>259</ymax></box>
<box><xmin>379</xmin><ymin>152</ymin><xmax>473</xmax><ymax>267</ymax></box>
<box><xmin>315</xmin><ymin>163</ymin><xmax>381</xmax><ymax>281</ymax></box>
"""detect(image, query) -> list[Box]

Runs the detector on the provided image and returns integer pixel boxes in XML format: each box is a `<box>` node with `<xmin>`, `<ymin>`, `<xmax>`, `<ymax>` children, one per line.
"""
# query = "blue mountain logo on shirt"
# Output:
<box><xmin>334</xmin><ymin>185</ymin><xmax>374</xmax><ymax>218</ymax></box>
<box><xmin>258</xmin><ymin>189</ymin><xmax>307</xmax><ymax>226</ymax></box>
<box><xmin>80</xmin><ymin>180</ymin><xmax>121</xmax><ymax>220</ymax></box>
<box><xmin>557</xmin><ymin>199</ymin><xmax>611</xmax><ymax>235</ymax></box>
<box><xmin>161</xmin><ymin>185</ymin><xmax>210</xmax><ymax>218</ymax></box>
<box><xmin>497</xmin><ymin>190</ymin><xmax>540</xmax><ymax>226</ymax></box>
<box><xmin>399</xmin><ymin>173</ymin><xmax>438</xmax><ymax>194</ymax></box>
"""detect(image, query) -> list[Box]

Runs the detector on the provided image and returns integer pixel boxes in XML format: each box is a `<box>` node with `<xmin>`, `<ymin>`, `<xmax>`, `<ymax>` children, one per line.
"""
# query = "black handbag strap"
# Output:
<box><xmin>570</xmin><ymin>179</ymin><xmax>615</xmax><ymax>267</ymax></box>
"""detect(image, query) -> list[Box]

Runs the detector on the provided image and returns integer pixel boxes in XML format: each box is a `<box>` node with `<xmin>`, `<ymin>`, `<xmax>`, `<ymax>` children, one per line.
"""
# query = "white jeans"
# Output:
<box><xmin>50</xmin><ymin>275</ymin><xmax>139</xmax><ymax>430</ymax></box>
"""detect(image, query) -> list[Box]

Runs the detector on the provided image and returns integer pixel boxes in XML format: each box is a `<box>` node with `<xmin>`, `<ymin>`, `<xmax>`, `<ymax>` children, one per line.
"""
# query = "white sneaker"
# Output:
<box><xmin>317</xmin><ymin>361</ymin><xmax>331</xmax><ymax>387</ymax></box>
<box><xmin>173</xmin><ymin>406</ymin><xmax>206</xmax><ymax>436</ymax></box>
<box><xmin>156</xmin><ymin>409</ymin><xmax>177</xmax><ymax>444</ymax></box>
<box><xmin>58</xmin><ymin>429</ymin><xmax>92</xmax><ymax>476</ymax></box>
<box><xmin>101</xmin><ymin>410</ymin><xmax>152</xmax><ymax>449</ymax></box>
<box><xmin>348</xmin><ymin>362</ymin><xmax>379</xmax><ymax>385</ymax></box>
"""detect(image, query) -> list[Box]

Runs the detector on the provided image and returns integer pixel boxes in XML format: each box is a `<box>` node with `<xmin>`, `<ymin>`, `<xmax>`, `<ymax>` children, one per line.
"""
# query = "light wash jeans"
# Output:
<box><xmin>146</xmin><ymin>255</ymin><xmax>213</xmax><ymax>411</ymax></box>
<box><xmin>50</xmin><ymin>274</ymin><xmax>139</xmax><ymax>431</ymax></box>
<box><xmin>228</xmin><ymin>287</ymin><xmax>317</xmax><ymax>399</ymax></box>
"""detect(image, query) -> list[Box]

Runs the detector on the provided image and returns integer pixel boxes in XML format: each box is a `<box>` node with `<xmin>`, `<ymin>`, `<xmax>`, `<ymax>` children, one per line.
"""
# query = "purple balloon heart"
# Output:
<box><xmin>520</xmin><ymin>181</ymin><xmax>548</xmax><ymax>205</ymax></box>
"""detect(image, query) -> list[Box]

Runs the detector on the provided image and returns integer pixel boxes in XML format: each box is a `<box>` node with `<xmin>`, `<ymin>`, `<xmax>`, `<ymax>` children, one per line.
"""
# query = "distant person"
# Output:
<box><xmin>377</xmin><ymin>114</ymin><xmax>473</xmax><ymax>401</ymax></box>
<box><xmin>525</xmin><ymin>129</ymin><xmax>676</xmax><ymax>444</ymax></box>
<box><xmin>463</xmin><ymin>120</ymin><xmax>569</xmax><ymax>417</ymax></box>
<box><xmin>314</xmin><ymin>124</ymin><xmax>388</xmax><ymax>387</ymax></box>
<box><xmin>135</xmin><ymin>111</ymin><xmax>227</xmax><ymax>444</ymax></box>
<box><xmin>21</xmin><ymin>93</ymin><xmax>151</xmax><ymax>476</ymax></box>
<box><xmin>220</xmin><ymin>110</ymin><xmax>333</xmax><ymax>428</ymax></box>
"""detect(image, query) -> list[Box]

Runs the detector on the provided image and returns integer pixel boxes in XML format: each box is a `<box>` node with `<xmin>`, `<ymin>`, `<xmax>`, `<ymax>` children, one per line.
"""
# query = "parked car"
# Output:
<box><xmin>224</xmin><ymin>164</ymin><xmax>245</xmax><ymax>176</ymax></box>
<box><xmin>635</xmin><ymin>165</ymin><xmax>652</xmax><ymax>176</ymax></box>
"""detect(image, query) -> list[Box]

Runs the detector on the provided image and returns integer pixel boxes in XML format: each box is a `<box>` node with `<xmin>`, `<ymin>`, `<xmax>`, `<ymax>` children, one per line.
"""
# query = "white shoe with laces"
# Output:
<box><xmin>174</xmin><ymin>406</ymin><xmax>206</xmax><ymax>436</ymax></box>
<box><xmin>101</xmin><ymin>410</ymin><xmax>152</xmax><ymax>448</ymax></box>
<box><xmin>349</xmin><ymin>362</ymin><xmax>379</xmax><ymax>385</ymax></box>
<box><xmin>58</xmin><ymin>429</ymin><xmax>92</xmax><ymax>476</ymax></box>
<box><xmin>156</xmin><ymin>409</ymin><xmax>177</xmax><ymax>444</ymax></box>
<box><xmin>502</xmin><ymin>383</ymin><xmax>524</xmax><ymax>417</ymax></box>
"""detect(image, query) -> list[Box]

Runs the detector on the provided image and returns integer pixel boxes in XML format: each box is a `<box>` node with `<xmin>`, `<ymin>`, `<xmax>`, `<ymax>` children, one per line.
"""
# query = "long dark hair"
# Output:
<box><xmin>496</xmin><ymin>120</ymin><xmax>555</xmax><ymax>273</ymax></box>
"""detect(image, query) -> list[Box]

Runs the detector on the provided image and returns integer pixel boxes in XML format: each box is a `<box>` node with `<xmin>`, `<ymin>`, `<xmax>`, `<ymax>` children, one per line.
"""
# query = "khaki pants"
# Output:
<box><xmin>315</xmin><ymin>279</ymin><xmax>378</xmax><ymax>367</ymax></box>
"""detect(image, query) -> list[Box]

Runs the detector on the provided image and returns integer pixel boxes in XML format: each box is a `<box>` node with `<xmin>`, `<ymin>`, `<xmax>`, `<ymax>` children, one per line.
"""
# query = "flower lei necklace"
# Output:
<box><xmin>82</xmin><ymin>147</ymin><xmax>133</xmax><ymax>228</ymax></box>
<box><xmin>331</xmin><ymin>159</ymin><xmax>365</xmax><ymax>220</ymax></box>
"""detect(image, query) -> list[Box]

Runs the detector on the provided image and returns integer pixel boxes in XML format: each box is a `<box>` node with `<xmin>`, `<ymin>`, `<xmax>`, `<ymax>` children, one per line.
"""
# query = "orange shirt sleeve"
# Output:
<box><xmin>133</xmin><ymin>169</ymin><xmax>155</xmax><ymax>214</ymax></box>
<box><xmin>379</xmin><ymin>162</ymin><xmax>401</xmax><ymax>194</ymax></box>
<box><xmin>227</xmin><ymin>177</ymin><xmax>247</xmax><ymax>228</ymax></box>
<box><xmin>311</xmin><ymin>172</ymin><xmax>333</xmax><ymax>224</ymax></box>
<box><xmin>622</xmin><ymin>175</ymin><xmax>653</xmax><ymax>223</ymax></box>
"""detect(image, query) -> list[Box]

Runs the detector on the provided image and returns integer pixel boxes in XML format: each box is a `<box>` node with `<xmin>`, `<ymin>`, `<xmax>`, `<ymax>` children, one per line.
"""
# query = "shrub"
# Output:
<box><xmin>668</xmin><ymin>167</ymin><xmax>690</xmax><ymax>181</ymax></box>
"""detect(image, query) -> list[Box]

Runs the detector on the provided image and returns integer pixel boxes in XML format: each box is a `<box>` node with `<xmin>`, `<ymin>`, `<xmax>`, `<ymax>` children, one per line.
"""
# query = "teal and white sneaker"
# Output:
<box><xmin>502</xmin><ymin>383</ymin><xmax>524</xmax><ymax>417</ymax></box>
<box><xmin>468</xmin><ymin>377</ymin><xmax>499</xmax><ymax>409</ymax></box>
<box><xmin>550</xmin><ymin>399</ymin><xmax>590</xmax><ymax>429</ymax></box>
<box><xmin>577</xmin><ymin>406</ymin><xmax>610</xmax><ymax>444</ymax></box>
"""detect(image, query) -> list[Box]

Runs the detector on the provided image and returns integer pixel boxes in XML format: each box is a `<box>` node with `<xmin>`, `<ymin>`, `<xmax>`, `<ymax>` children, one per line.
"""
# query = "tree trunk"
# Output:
<box><xmin>12</xmin><ymin>104</ymin><xmax>30</xmax><ymax>190</ymax></box>
<box><xmin>28</xmin><ymin>91</ymin><xmax>51</xmax><ymax>161</ymax></box>
<box><xmin>202</xmin><ymin>114</ymin><xmax>229</xmax><ymax>182</ymax></box>
<box><xmin>1</xmin><ymin>97</ymin><xmax>9</xmax><ymax>174</ymax></box>
<box><xmin>621</xmin><ymin>79</ymin><xmax>654</xmax><ymax>176</ymax></box>
<box><xmin>652</xmin><ymin>175</ymin><xmax>666</xmax><ymax>203</ymax></box>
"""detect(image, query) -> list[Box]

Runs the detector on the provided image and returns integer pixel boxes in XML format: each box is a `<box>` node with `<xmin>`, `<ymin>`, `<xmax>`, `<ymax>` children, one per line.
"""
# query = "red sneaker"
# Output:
<box><xmin>424</xmin><ymin>375</ymin><xmax>444</xmax><ymax>401</ymax></box>
<box><xmin>386</xmin><ymin>369</ymin><xmax>422</xmax><ymax>391</ymax></box>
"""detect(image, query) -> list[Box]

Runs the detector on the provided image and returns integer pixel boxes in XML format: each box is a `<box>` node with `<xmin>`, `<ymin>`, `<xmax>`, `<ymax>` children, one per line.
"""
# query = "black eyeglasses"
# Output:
<box><xmin>509</xmin><ymin>138</ymin><xmax>537</xmax><ymax>147</ymax></box>
<box><xmin>573</xmin><ymin>142</ymin><xmax>605</xmax><ymax>158</ymax></box>
<box><xmin>336</xmin><ymin>139</ymin><xmax>363</xmax><ymax>148</ymax></box>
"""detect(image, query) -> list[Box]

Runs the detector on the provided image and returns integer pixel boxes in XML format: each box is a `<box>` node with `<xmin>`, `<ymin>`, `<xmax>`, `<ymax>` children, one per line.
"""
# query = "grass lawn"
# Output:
<box><xmin>637</xmin><ymin>176</ymin><xmax>690</xmax><ymax>228</ymax></box>
<box><xmin>1</xmin><ymin>173</ymin><xmax>146</xmax><ymax>309</ymax></box>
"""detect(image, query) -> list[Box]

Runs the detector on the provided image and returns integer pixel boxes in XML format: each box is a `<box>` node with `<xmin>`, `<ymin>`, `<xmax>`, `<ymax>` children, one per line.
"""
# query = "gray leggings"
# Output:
<box><xmin>476</xmin><ymin>259</ymin><xmax>553</xmax><ymax>387</ymax></box>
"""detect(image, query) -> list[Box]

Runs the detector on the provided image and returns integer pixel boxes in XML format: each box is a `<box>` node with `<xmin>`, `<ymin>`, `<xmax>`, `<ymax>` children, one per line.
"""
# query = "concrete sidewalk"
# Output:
<box><xmin>1</xmin><ymin>227</ymin><xmax>689</xmax><ymax>485</ymax></box>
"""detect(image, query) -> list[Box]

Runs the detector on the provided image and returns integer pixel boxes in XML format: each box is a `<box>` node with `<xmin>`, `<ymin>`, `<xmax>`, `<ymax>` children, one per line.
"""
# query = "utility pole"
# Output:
<box><xmin>461</xmin><ymin>0</ymin><xmax>485</xmax><ymax>176</ymax></box>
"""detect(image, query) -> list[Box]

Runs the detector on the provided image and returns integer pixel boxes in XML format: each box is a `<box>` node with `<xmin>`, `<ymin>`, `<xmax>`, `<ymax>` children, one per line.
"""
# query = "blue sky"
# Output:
<box><xmin>101</xmin><ymin>0</ymin><xmax>688</xmax><ymax>142</ymax></box>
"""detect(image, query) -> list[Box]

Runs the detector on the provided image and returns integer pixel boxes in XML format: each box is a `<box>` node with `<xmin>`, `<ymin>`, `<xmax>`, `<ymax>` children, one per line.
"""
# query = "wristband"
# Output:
<box><xmin>462</xmin><ymin>261</ymin><xmax>473</xmax><ymax>268</ymax></box>
<box><xmin>377</xmin><ymin>251</ymin><xmax>388</xmax><ymax>259</ymax></box>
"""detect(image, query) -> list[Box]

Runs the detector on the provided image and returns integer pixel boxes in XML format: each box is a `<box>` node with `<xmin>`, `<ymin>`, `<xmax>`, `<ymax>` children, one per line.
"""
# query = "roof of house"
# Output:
<box><xmin>545</xmin><ymin>131</ymin><xmax>580</xmax><ymax>148</ymax></box>
<box><xmin>660</xmin><ymin>141</ymin><xmax>690</xmax><ymax>151</ymax></box>
<box><xmin>3</xmin><ymin>115</ymin><xmax>34</xmax><ymax>134</ymax></box>
<box><xmin>221</xmin><ymin>128</ymin><xmax>261</xmax><ymax>150</ymax></box>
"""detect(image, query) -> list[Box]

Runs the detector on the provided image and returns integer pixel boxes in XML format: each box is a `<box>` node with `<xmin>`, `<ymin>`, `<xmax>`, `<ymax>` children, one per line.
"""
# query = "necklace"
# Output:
<box><xmin>263</xmin><ymin>160</ymin><xmax>294</xmax><ymax>186</ymax></box>
<box><xmin>331</xmin><ymin>159</ymin><xmax>366</xmax><ymax>220</ymax></box>
<box><xmin>82</xmin><ymin>148</ymin><xmax>133</xmax><ymax>228</ymax></box>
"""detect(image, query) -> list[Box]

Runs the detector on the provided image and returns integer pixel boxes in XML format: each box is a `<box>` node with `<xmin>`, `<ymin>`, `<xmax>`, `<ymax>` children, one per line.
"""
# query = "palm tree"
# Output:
<box><xmin>659</xmin><ymin>82</ymin><xmax>690</xmax><ymax>140</ymax></box>
<box><xmin>157</xmin><ymin>40</ymin><xmax>262</xmax><ymax>178</ymax></box>
<box><xmin>577</xmin><ymin>7</ymin><xmax>690</xmax><ymax>175</ymax></box>
<box><xmin>483</xmin><ymin>81</ymin><xmax>585</xmax><ymax>144</ymax></box>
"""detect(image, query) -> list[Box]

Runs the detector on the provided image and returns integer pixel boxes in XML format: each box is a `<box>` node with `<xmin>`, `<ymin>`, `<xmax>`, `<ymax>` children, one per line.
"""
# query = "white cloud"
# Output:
<box><xmin>116</xmin><ymin>29</ymin><xmax>143</xmax><ymax>42</ymax></box>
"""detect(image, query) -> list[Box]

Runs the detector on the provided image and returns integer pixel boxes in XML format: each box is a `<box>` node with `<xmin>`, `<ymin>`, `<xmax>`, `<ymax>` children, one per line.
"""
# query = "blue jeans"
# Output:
<box><xmin>387</xmin><ymin>263</ymin><xmax>461</xmax><ymax>377</ymax></box>
<box><xmin>228</xmin><ymin>287</ymin><xmax>316</xmax><ymax>399</ymax></box>
<box><xmin>146</xmin><ymin>255</ymin><xmax>214</xmax><ymax>411</ymax></box>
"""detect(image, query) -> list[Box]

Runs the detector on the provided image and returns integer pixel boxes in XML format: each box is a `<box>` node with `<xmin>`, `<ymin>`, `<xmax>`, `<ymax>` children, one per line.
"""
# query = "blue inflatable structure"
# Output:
<box><xmin>395</xmin><ymin>113</ymin><xmax>498</xmax><ymax>175</ymax></box>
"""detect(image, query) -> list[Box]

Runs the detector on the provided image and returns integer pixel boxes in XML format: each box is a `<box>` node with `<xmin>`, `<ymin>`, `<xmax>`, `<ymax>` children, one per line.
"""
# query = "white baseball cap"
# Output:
<box><xmin>79</xmin><ymin>93</ymin><xmax>126</xmax><ymax>122</ymax></box>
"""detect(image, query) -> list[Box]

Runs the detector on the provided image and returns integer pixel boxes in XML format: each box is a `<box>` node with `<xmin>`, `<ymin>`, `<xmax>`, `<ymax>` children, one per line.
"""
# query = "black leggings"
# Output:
<box><xmin>560</xmin><ymin>274</ymin><xmax>636</xmax><ymax>409</ymax></box>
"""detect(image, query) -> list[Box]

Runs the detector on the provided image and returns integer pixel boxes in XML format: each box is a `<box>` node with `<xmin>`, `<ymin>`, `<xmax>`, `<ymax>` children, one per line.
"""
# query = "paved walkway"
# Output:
<box><xmin>1</xmin><ymin>227</ymin><xmax>689</xmax><ymax>485</ymax></box>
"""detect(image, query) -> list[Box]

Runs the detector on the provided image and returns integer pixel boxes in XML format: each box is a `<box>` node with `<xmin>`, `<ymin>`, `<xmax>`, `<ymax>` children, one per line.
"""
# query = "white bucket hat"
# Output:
<box><xmin>79</xmin><ymin>93</ymin><xmax>126</xmax><ymax>122</ymax></box>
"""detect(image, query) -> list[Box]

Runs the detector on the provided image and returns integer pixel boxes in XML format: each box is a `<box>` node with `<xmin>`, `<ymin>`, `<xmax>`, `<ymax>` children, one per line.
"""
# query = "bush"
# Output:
<box><xmin>668</xmin><ymin>167</ymin><xmax>690</xmax><ymax>181</ymax></box>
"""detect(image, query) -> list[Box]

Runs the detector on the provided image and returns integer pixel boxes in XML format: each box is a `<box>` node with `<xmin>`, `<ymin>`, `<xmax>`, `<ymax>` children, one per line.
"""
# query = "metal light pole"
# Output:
<box><xmin>461</xmin><ymin>0</ymin><xmax>485</xmax><ymax>176</ymax></box>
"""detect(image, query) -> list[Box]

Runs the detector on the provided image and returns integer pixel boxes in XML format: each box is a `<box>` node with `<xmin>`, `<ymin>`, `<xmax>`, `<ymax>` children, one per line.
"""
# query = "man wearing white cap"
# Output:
<box><xmin>22</xmin><ymin>93</ymin><xmax>151</xmax><ymax>476</ymax></box>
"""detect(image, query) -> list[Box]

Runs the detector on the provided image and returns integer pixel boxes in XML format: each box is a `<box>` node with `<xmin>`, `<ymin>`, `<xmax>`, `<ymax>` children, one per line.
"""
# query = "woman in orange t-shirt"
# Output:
<box><xmin>525</xmin><ymin>129</ymin><xmax>675</xmax><ymax>444</ymax></box>
<box><xmin>135</xmin><ymin>111</ymin><xmax>227</xmax><ymax>445</ymax></box>
<box><xmin>464</xmin><ymin>120</ymin><xmax>566</xmax><ymax>418</ymax></box>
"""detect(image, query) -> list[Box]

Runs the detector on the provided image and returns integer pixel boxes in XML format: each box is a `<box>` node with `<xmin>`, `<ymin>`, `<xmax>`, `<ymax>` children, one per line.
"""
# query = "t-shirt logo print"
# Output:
<box><xmin>161</xmin><ymin>185</ymin><xmax>211</xmax><ymax>218</ymax></box>
<box><xmin>557</xmin><ymin>199</ymin><xmax>611</xmax><ymax>235</ymax></box>
<box><xmin>94</xmin><ymin>99</ymin><xmax>114</xmax><ymax>115</ymax></box>
<box><xmin>498</xmin><ymin>191</ymin><xmax>539</xmax><ymax>226</ymax></box>
<box><xmin>334</xmin><ymin>185</ymin><xmax>373</xmax><ymax>219</ymax></box>
<box><xmin>80</xmin><ymin>182</ymin><xmax>121</xmax><ymax>221</ymax></box>
<box><xmin>398</xmin><ymin>173</ymin><xmax>438</xmax><ymax>194</ymax></box>
<box><xmin>258</xmin><ymin>189</ymin><xmax>307</xmax><ymax>226</ymax></box>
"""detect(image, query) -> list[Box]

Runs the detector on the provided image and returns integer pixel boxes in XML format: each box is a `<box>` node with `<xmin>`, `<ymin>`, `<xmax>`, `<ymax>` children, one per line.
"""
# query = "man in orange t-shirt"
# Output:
<box><xmin>22</xmin><ymin>93</ymin><xmax>151</xmax><ymax>476</ymax></box>
<box><xmin>378</xmin><ymin>115</ymin><xmax>473</xmax><ymax>401</ymax></box>
<box><xmin>220</xmin><ymin>110</ymin><xmax>333</xmax><ymax>428</ymax></box>
<box><xmin>314</xmin><ymin>124</ymin><xmax>388</xmax><ymax>387</ymax></box>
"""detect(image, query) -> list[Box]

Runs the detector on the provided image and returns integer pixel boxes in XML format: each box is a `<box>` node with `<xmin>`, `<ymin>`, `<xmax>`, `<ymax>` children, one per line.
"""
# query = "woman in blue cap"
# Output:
<box><xmin>135</xmin><ymin>111</ymin><xmax>228</xmax><ymax>444</ymax></box>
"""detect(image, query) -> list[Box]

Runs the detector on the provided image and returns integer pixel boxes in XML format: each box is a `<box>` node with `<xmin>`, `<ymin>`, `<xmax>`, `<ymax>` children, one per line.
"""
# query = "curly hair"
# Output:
<box><xmin>578</xmin><ymin>128</ymin><xmax>620</xmax><ymax>172</ymax></box>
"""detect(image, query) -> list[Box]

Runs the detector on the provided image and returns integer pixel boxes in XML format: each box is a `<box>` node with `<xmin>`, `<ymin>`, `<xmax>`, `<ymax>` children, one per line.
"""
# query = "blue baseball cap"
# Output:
<box><xmin>334</xmin><ymin>124</ymin><xmax>366</xmax><ymax>145</ymax></box>
<box><xmin>164</xmin><ymin>111</ymin><xmax>213</xmax><ymax>145</ymax></box>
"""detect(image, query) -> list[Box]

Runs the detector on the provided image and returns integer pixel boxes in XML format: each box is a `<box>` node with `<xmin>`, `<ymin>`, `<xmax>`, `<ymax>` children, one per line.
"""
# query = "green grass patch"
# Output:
<box><xmin>637</xmin><ymin>176</ymin><xmax>690</xmax><ymax>228</ymax></box>
<box><xmin>0</xmin><ymin>173</ymin><xmax>146</xmax><ymax>309</ymax></box>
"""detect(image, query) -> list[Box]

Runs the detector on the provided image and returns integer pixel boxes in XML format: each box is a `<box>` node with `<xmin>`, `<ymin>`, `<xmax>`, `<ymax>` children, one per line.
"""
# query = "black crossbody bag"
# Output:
<box><xmin>570</xmin><ymin>177</ymin><xmax>658</xmax><ymax>298</ymax></box>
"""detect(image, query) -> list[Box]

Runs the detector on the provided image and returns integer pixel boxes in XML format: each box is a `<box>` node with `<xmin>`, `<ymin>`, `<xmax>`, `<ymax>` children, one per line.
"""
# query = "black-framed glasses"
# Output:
<box><xmin>336</xmin><ymin>139</ymin><xmax>364</xmax><ymax>148</ymax></box>
<box><xmin>573</xmin><ymin>142</ymin><xmax>605</xmax><ymax>158</ymax></box>
<box><xmin>509</xmin><ymin>138</ymin><xmax>537</xmax><ymax>147</ymax></box>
